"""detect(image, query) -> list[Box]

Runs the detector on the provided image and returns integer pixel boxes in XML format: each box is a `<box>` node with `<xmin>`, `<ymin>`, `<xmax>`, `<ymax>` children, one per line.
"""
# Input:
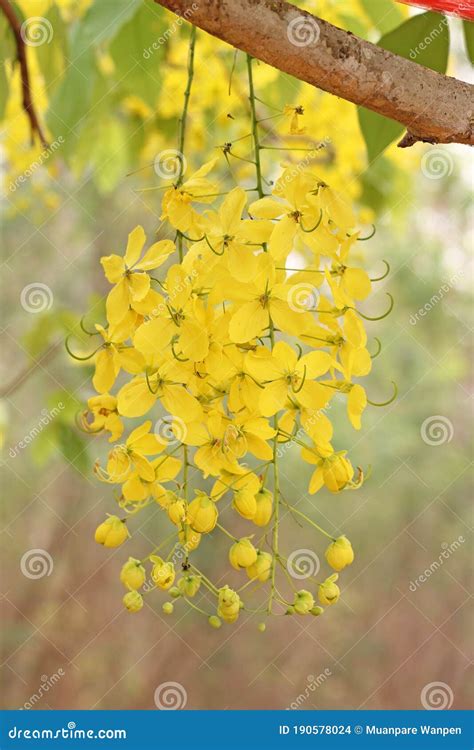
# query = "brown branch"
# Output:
<box><xmin>154</xmin><ymin>0</ymin><xmax>474</xmax><ymax>147</ymax></box>
<box><xmin>0</xmin><ymin>0</ymin><xmax>48</xmax><ymax>148</ymax></box>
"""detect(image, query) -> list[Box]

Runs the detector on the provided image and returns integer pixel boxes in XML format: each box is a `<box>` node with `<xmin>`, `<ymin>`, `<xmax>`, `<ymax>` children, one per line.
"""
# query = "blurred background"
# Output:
<box><xmin>1</xmin><ymin>0</ymin><xmax>472</xmax><ymax>711</ymax></box>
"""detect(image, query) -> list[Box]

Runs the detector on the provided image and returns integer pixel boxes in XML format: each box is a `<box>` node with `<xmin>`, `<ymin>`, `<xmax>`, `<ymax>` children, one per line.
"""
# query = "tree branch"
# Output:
<box><xmin>0</xmin><ymin>0</ymin><xmax>48</xmax><ymax>149</ymax></box>
<box><xmin>154</xmin><ymin>0</ymin><xmax>473</xmax><ymax>147</ymax></box>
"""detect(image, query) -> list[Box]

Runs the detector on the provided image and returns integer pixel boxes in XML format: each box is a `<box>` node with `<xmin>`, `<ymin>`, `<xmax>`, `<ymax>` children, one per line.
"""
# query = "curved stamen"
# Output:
<box><xmin>204</xmin><ymin>234</ymin><xmax>225</xmax><ymax>256</ymax></box>
<box><xmin>65</xmin><ymin>335</ymin><xmax>103</xmax><ymax>361</ymax></box>
<box><xmin>80</xmin><ymin>316</ymin><xmax>100</xmax><ymax>336</ymax></box>
<box><xmin>367</xmin><ymin>380</ymin><xmax>398</xmax><ymax>407</ymax></box>
<box><xmin>370</xmin><ymin>260</ymin><xmax>390</xmax><ymax>282</ymax></box>
<box><xmin>357</xmin><ymin>224</ymin><xmax>376</xmax><ymax>241</ymax></box>
<box><xmin>145</xmin><ymin>370</ymin><xmax>160</xmax><ymax>395</ymax></box>
<box><xmin>356</xmin><ymin>293</ymin><xmax>394</xmax><ymax>321</ymax></box>
<box><xmin>299</xmin><ymin>209</ymin><xmax>323</xmax><ymax>233</ymax></box>
<box><xmin>292</xmin><ymin>365</ymin><xmax>307</xmax><ymax>394</ymax></box>
<box><xmin>369</xmin><ymin>337</ymin><xmax>382</xmax><ymax>359</ymax></box>
<box><xmin>171</xmin><ymin>339</ymin><xmax>189</xmax><ymax>362</ymax></box>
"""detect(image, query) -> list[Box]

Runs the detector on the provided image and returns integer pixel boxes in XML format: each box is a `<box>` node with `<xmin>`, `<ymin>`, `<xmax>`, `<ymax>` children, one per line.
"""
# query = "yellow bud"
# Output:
<box><xmin>162</xmin><ymin>602</ymin><xmax>174</xmax><ymax>615</ymax></box>
<box><xmin>208</xmin><ymin>615</ymin><xmax>222</xmax><ymax>629</ymax></box>
<box><xmin>246</xmin><ymin>550</ymin><xmax>272</xmax><ymax>582</ymax></box>
<box><xmin>253</xmin><ymin>488</ymin><xmax>273</xmax><ymax>527</ymax></box>
<box><xmin>187</xmin><ymin>494</ymin><xmax>218</xmax><ymax>533</ymax></box>
<box><xmin>167</xmin><ymin>498</ymin><xmax>186</xmax><ymax>526</ymax></box>
<box><xmin>229</xmin><ymin>538</ymin><xmax>258</xmax><ymax>570</ymax></box>
<box><xmin>217</xmin><ymin>585</ymin><xmax>242</xmax><ymax>623</ymax></box>
<box><xmin>120</xmin><ymin>557</ymin><xmax>146</xmax><ymax>590</ymax></box>
<box><xmin>177</xmin><ymin>575</ymin><xmax>201</xmax><ymax>597</ymax></box>
<box><xmin>325</xmin><ymin>535</ymin><xmax>354</xmax><ymax>571</ymax></box>
<box><xmin>151</xmin><ymin>557</ymin><xmax>176</xmax><ymax>590</ymax></box>
<box><xmin>293</xmin><ymin>589</ymin><xmax>315</xmax><ymax>615</ymax></box>
<box><xmin>178</xmin><ymin>526</ymin><xmax>201</xmax><ymax>550</ymax></box>
<box><xmin>95</xmin><ymin>516</ymin><xmax>129</xmax><ymax>548</ymax></box>
<box><xmin>257</xmin><ymin>622</ymin><xmax>266</xmax><ymax>632</ymax></box>
<box><xmin>318</xmin><ymin>574</ymin><xmax>340</xmax><ymax>606</ymax></box>
<box><xmin>233</xmin><ymin>489</ymin><xmax>257</xmax><ymax>520</ymax></box>
<box><xmin>310</xmin><ymin>606</ymin><xmax>324</xmax><ymax>616</ymax></box>
<box><xmin>123</xmin><ymin>590</ymin><xmax>143</xmax><ymax>613</ymax></box>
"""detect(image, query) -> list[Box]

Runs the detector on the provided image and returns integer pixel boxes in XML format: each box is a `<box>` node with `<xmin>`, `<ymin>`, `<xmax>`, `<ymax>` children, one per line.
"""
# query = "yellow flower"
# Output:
<box><xmin>246</xmin><ymin>550</ymin><xmax>272</xmax><ymax>582</ymax></box>
<box><xmin>217</xmin><ymin>586</ymin><xmax>242</xmax><ymax>623</ymax></box>
<box><xmin>178</xmin><ymin>575</ymin><xmax>201</xmax><ymax>597</ymax></box>
<box><xmin>325</xmin><ymin>535</ymin><xmax>354</xmax><ymax>571</ymax></box>
<box><xmin>229</xmin><ymin>538</ymin><xmax>258</xmax><ymax>570</ymax></box>
<box><xmin>161</xmin><ymin>158</ymin><xmax>218</xmax><ymax>235</ymax></box>
<box><xmin>120</xmin><ymin>557</ymin><xmax>146</xmax><ymax>589</ymax></box>
<box><xmin>187</xmin><ymin>493</ymin><xmax>218</xmax><ymax>533</ymax></box>
<box><xmin>101</xmin><ymin>226</ymin><xmax>174</xmax><ymax>325</ymax></box>
<box><xmin>92</xmin><ymin>324</ymin><xmax>145</xmax><ymax>394</ymax></box>
<box><xmin>293</xmin><ymin>589</ymin><xmax>315</xmax><ymax>615</ymax></box>
<box><xmin>123</xmin><ymin>590</ymin><xmax>143</xmax><ymax>612</ymax></box>
<box><xmin>150</xmin><ymin>556</ymin><xmax>176</xmax><ymax>590</ymax></box>
<box><xmin>253</xmin><ymin>488</ymin><xmax>273</xmax><ymax>527</ymax></box>
<box><xmin>82</xmin><ymin>394</ymin><xmax>123</xmax><ymax>443</ymax></box>
<box><xmin>302</xmin><ymin>445</ymin><xmax>355</xmax><ymax>493</ymax></box>
<box><xmin>94</xmin><ymin>515</ymin><xmax>129</xmax><ymax>548</ymax></box>
<box><xmin>318</xmin><ymin>574</ymin><xmax>340</xmax><ymax>606</ymax></box>
<box><xmin>97</xmin><ymin>421</ymin><xmax>167</xmax><ymax>485</ymax></box>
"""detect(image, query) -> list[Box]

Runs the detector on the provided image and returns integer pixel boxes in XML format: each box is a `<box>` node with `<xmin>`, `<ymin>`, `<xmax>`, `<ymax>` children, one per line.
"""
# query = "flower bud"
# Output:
<box><xmin>162</xmin><ymin>602</ymin><xmax>174</xmax><ymax>615</ymax></box>
<box><xmin>229</xmin><ymin>538</ymin><xmax>257</xmax><ymax>570</ymax></box>
<box><xmin>217</xmin><ymin>585</ymin><xmax>242</xmax><ymax>623</ymax></box>
<box><xmin>246</xmin><ymin>550</ymin><xmax>272</xmax><ymax>582</ymax></box>
<box><xmin>167</xmin><ymin>498</ymin><xmax>186</xmax><ymax>526</ymax></box>
<box><xmin>150</xmin><ymin>556</ymin><xmax>176</xmax><ymax>590</ymax></box>
<box><xmin>318</xmin><ymin>574</ymin><xmax>340</xmax><ymax>606</ymax></box>
<box><xmin>310</xmin><ymin>606</ymin><xmax>324</xmax><ymax>617</ymax></box>
<box><xmin>257</xmin><ymin>622</ymin><xmax>266</xmax><ymax>633</ymax></box>
<box><xmin>253</xmin><ymin>488</ymin><xmax>273</xmax><ymax>527</ymax></box>
<box><xmin>123</xmin><ymin>590</ymin><xmax>143</xmax><ymax>613</ymax></box>
<box><xmin>208</xmin><ymin>615</ymin><xmax>222</xmax><ymax>629</ymax></box>
<box><xmin>178</xmin><ymin>526</ymin><xmax>201</xmax><ymax>550</ymax></box>
<box><xmin>169</xmin><ymin>586</ymin><xmax>181</xmax><ymax>598</ymax></box>
<box><xmin>95</xmin><ymin>515</ymin><xmax>129</xmax><ymax>548</ymax></box>
<box><xmin>120</xmin><ymin>557</ymin><xmax>146</xmax><ymax>590</ymax></box>
<box><xmin>233</xmin><ymin>488</ymin><xmax>257</xmax><ymax>520</ymax></box>
<box><xmin>293</xmin><ymin>589</ymin><xmax>315</xmax><ymax>615</ymax></box>
<box><xmin>178</xmin><ymin>575</ymin><xmax>201</xmax><ymax>598</ymax></box>
<box><xmin>325</xmin><ymin>535</ymin><xmax>354</xmax><ymax>571</ymax></box>
<box><xmin>187</xmin><ymin>494</ymin><xmax>218</xmax><ymax>533</ymax></box>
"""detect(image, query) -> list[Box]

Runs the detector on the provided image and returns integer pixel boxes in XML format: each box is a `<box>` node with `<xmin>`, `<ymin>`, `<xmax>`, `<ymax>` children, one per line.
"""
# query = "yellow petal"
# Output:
<box><xmin>101</xmin><ymin>254</ymin><xmax>125</xmax><ymax>283</ymax></box>
<box><xmin>125</xmin><ymin>225</ymin><xmax>146</xmax><ymax>267</ymax></box>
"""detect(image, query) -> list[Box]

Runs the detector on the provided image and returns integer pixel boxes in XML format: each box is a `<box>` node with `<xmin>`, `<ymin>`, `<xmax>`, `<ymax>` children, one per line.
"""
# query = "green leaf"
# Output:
<box><xmin>56</xmin><ymin>422</ymin><xmax>89</xmax><ymax>474</ymax></box>
<box><xmin>463</xmin><ymin>21</ymin><xmax>474</xmax><ymax>65</ymax></box>
<box><xmin>109</xmin><ymin>1</ymin><xmax>168</xmax><ymax>106</ymax></box>
<box><xmin>46</xmin><ymin>51</ymin><xmax>97</xmax><ymax>144</ymax></box>
<box><xmin>70</xmin><ymin>0</ymin><xmax>142</xmax><ymax>56</ymax></box>
<box><xmin>35</xmin><ymin>5</ymin><xmax>68</xmax><ymax>95</ymax></box>
<box><xmin>0</xmin><ymin>62</ymin><xmax>7</xmax><ymax>120</ymax></box>
<box><xmin>359</xmin><ymin>0</ymin><xmax>404</xmax><ymax>35</ymax></box>
<box><xmin>358</xmin><ymin>12</ymin><xmax>450</xmax><ymax>162</ymax></box>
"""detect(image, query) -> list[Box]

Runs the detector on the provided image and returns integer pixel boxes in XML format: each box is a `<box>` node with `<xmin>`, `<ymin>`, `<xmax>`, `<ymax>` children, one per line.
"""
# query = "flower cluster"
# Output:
<box><xmin>76</xmin><ymin>40</ymin><xmax>392</xmax><ymax>629</ymax></box>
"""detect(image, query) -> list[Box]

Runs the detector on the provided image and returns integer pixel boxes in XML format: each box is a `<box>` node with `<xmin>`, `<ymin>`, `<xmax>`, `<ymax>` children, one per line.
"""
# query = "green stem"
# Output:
<box><xmin>287</xmin><ymin>504</ymin><xmax>336</xmax><ymax>541</ymax></box>
<box><xmin>176</xmin><ymin>24</ymin><xmax>197</xmax><ymax>261</ymax></box>
<box><xmin>246</xmin><ymin>54</ymin><xmax>265</xmax><ymax>199</ymax></box>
